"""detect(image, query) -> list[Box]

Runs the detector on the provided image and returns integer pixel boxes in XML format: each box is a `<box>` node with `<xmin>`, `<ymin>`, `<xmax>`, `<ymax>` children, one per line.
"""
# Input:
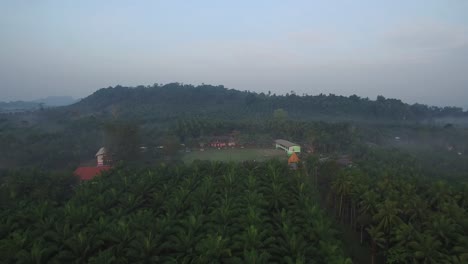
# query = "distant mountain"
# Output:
<box><xmin>33</xmin><ymin>96</ymin><xmax>77</xmax><ymax>107</ymax></box>
<box><xmin>67</xmin><ymin>83</ymin><xmax>467</xmax><ymax>122</ymax></box>
<box><xmin>0</xmin><ymin>101</ymin><xmax>40</xmax><ymax>113</ymax></box>
<box><xmin>0</xmin><ymin>96</ymin><xmax>77</xmax><ymax>113</ymax></box>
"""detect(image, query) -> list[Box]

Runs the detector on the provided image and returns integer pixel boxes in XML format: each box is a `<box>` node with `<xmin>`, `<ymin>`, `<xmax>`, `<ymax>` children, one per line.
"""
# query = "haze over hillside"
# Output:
<box><xmin>66</xmin><ymin>83</ymin><xmax>467</xmax><ymax>123</ymax></box>
<box><xmin>33</xmin><ymin>96</ymin><xmax>77</xmax><ymax>106</ymax></box>
<box><xmin>0</xmin><ymin>96</ymin><xmax>76</xmax><ymax>113</ymax></box>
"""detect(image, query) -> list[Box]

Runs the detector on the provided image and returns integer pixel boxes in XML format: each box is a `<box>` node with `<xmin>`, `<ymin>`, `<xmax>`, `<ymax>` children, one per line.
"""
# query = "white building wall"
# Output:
<box><xmin>97</xmin><ymin>155</ymin><xmax>104</xmax><ymax>166</ymax></box>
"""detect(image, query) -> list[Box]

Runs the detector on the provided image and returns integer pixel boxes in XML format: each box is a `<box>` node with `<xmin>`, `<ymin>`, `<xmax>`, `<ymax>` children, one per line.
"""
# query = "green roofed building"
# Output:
<box><xmin>275</xmin><ymin>139</ymin><xmax>301</xmax><ymax>155</ymax></box>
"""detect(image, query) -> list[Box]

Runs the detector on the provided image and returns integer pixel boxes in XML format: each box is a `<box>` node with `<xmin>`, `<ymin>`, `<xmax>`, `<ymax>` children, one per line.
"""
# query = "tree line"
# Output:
<box><xmin>69</xmin><ymin>83</ymin><xmax>468</xmax><ymax>122</ymax></box>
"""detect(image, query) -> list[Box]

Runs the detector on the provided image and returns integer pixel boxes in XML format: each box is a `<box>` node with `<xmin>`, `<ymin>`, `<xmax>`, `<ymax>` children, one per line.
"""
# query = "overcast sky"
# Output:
<box><xmin>1</xmin><ymin>1</ymin><xmax>468</xmax><ymax>108</ymax></box>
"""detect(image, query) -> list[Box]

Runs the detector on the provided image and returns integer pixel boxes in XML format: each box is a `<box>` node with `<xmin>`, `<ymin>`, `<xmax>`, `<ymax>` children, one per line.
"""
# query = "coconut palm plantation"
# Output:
<box><xmin>310</xmin><ymin>149</ymin><xmax>468</xmax><ymax>263</ymax></box>
<box><xmin>2</xmin><ymin>1</ymin><xmax>468</xmax><ymax>263</ymax></box>
<box><xmin>0</xmin><ymin>160</ymin><xmax>353</xmax><ymax>263</ymax></box>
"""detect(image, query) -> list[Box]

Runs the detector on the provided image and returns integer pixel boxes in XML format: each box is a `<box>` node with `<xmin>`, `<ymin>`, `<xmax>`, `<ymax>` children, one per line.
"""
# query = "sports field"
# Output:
<box><xmin>182</xmin><ymin>148</ymin><xmax>287</xmax><ymax>163</ymax></box>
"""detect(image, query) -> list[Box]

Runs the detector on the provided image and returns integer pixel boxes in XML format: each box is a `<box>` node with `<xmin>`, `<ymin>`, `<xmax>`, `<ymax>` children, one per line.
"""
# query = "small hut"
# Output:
<box><xmin>288</xmin><ymin>152</ymin><xmax>300</xmax><ymax>169</ymax></box>
<box><xmin>275</xmin><ymin>139</ymin><xmax>301</xmax><ymax>155</ymax></box>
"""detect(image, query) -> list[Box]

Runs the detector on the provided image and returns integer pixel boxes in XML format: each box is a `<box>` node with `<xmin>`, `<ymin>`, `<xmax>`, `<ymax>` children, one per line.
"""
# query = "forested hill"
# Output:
<box><xmin>69</xmin><ymin>83</ymin><xmax>466</xmax><ymax>122</ymax></box>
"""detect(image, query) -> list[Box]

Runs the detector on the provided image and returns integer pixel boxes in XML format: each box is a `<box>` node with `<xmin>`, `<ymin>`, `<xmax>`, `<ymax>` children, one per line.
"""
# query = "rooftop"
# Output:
<box><xmin>288</xmin><ymin>152</ymin><xmax>300</xmax><ymax>164</ymax></box>
<box><xmin>74</xmin><ymin>166</ymin><xmax>111</xmax><ymax>181</ymax></box>
<box><xmin>275</xmin><ymin>139</ymin><xmax>299</xmax><ymax>148</ymax></box>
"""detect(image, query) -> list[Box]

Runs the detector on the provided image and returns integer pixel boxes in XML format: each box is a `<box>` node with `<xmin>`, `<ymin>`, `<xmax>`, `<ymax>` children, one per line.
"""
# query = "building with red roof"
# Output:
<box><xmin>74</xmin><ymin>147</ymin><xmax>113</xmax><ymax>181</ymax></box>
<box><xmin>74</xmin><ymin>166</ymin><xmax>111</xmax><ymax>181</ymax></box>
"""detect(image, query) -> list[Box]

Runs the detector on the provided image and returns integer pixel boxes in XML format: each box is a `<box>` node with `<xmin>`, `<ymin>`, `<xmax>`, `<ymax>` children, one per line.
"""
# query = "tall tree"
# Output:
<box><xmin>103</xmin><ymin>121</ymin><xmax>140</xmax><ymax>163</ymax></box>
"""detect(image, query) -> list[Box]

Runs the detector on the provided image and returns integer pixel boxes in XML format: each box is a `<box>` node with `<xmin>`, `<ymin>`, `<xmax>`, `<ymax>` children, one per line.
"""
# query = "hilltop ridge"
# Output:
<box><xmin>68</xmin><ymin>83</ymin><xmax>467</xmax><ymax>122</ymax></box>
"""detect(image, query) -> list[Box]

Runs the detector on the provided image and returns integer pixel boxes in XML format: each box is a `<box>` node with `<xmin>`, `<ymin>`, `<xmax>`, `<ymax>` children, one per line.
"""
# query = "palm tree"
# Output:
<box><xmin>63</xmin><ymin>204</ymin><xmax>96</xmax><ymax>227</ymax></box>
<box><xmin>195</xmin><ymin>233</ymin><xmax>232</xmax><ymax>263</ymax></box>
<box><xmin>451</xmin><ymin>235</ymin><xmax>468</xmax><ymax>263</ymax></box>
<box><xmin>401</xmin><ymin>193</ymin><xmax>426</xmax><ymax>224</ymax></box>
<box><xmin>243</xmin><ymin>205</ymin><xmax>266</xmax><ymax>228</ymax></box>
<box><xmin>121</xmin><ymin>193</ymin><xmax>145</xmax><ymax>214</ymax></box>
<box><xmin>373</xmin><ymin>200</ymin><xmax>402</xmax><ymax>234</ymax></box>
<box><xmin>232</xmin><ymin>225</ymin><xmax>274</xmax><ymax>252</ymax></box>
<box><xmin>0</xmin><ymin>231</ymin><xmax>30</xmax><ymax>263</ymax></box>
<box><xmin>356</xmin><ymin>214</ymin><xmax>372</xmax><ymax>244</ymax></box>
<box><xmin>57</xmin><ymin>231</ymin><xmax>104</xmax><ymax>263</ymax></box>
<box><xmin>318</xmin><ymin>240</ymin><xmax>352</xmax><ymax>264</ymax></box>
<box><xmin>269</xmin><ymin>209</ymin><xmax>310</xmax><ymax>262</ymax></box>
<box><xmin>358</xmin><ymin>190</ymin><xmax>378</xmax><ymax>242</ymax></box>
<box><xmin>241</xmin><ymin>249</ymin><xmax>271</xmax><ymax>263</ymax></box>
<box><xmin>125</xmin><ymin>231</ymin><xmax>165</xmax><ymax>263</ymax></box>
<box><xmin>359</xmin><ymin>191</ymin><xmax>378</xmax><ymax>217</ymax></box>
<box><xmin>331</xmin><ymin>173</ymin><xmax>351</xmax><ymax>220</ymax></box>
<box><xmin>193</xmin><ymin>176</ymin><xmax>216</xmax><ymax>213</ymax></box>
<box><xmin>457</xmin><ymin>183</ymin><xmax>468</xmax><ymax>209</ymax></box>
<box><xmin>168</xmin><ymin>214</ymin><xmax>204</xmax><ymax>258</ymax></box>
<box><xmin>101</xmin><ymin>220</ymin><xmax>134</xmax><ymax>261</ymax></box>
<box><xmin>15</xmin><ymin>240</ymin><xmax>58</xmax><ymax>264</ymax></box>
<box><xmin>311</xmin><ymin>214</ymin><xmax>337</xmax><ymax>243</ymax></box>
<box><xmin>428</xmin><ymin>181</ymin><xmax>452</xmax><ymax>211</ymax></box>
<box><xmin>386</xmin><ymin>245</ymin><xmax>411</xmax><ymax>264</ymax></box>
<box><xmin>408</xmin><ymin>232</ymin><xmax>444</xmax><ymax>264</ymax></box>
<box><xmin>386</xmin><ymin>223</ymin><xmax>417</xmax><ymax>263</ymax></box>
<box><xmin>266</xmin><ymin>181</ymin><xmax>288</xmax><ymax>211</ymax></box>
<box><xmin>366</xmin><ymin>225</ymin><xmax>385</xmax><ymax>264</ymax></box>
<box><xmin>87</xmin><ymin>249</ymin><xmax>116</xmax><ymax>264</ymax></box>
<box><xmin>0</xmin><ymin>214</ymin><xmax>20</xmax><ymax>239</ymax></box>
<box><xmin>393</xmin><ymin>223</ymin><xmax>416</xmax><ymax>248</ymax></box>
<box><xmin>426</xmin><ymin>214</ymin><xmax>459</xmax><ymax>247</ymax></box>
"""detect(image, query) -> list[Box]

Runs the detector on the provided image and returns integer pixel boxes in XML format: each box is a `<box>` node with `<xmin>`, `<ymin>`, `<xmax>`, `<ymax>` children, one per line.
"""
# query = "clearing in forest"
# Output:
<box><xmin>182</xmin><ymin>148</ymin><xmax>287</xmax><ymax>163</ymax></box>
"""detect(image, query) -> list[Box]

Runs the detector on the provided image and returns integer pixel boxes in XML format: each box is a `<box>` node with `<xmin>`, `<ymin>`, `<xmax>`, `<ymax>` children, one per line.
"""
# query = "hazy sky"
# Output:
<box><xmin>1</xmin><ymin>1</ymin><xmax>468</xmax><ymax>107</ymax></box>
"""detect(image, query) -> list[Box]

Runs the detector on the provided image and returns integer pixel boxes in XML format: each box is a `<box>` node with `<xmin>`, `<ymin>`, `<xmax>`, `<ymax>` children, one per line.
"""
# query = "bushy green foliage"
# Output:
<box><xmin>0</xmin><ymin>169</ymin><xmax>78</xmax><ymax>208</ymax></box>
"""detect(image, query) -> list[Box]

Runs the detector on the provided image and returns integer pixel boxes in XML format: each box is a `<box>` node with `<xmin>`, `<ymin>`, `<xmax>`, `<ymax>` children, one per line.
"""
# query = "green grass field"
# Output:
<box><xmin>182</xmin><ymin>148</ymin><xmax>287</xmax><ymax>163</ymax></box>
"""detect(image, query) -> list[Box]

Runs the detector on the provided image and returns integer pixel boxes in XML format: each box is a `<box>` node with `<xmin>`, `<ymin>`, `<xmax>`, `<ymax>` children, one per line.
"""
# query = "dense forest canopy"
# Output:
<box><xmin>68</xmin><ymin>83</ymin><xmax>467</xmax><ymax>122</ymax></box>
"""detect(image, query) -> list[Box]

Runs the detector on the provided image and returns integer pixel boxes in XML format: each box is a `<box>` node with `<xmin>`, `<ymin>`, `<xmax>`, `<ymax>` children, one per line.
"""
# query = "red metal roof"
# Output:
<box><xmin>74</xmin><ymin>166</ymin><xmax>111</xmax><ymax>181</ymax></box>
<box><xmin>288</xmin><ymin>152</ymin><xmax>300</xmax><ymax>164</ymax></box>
